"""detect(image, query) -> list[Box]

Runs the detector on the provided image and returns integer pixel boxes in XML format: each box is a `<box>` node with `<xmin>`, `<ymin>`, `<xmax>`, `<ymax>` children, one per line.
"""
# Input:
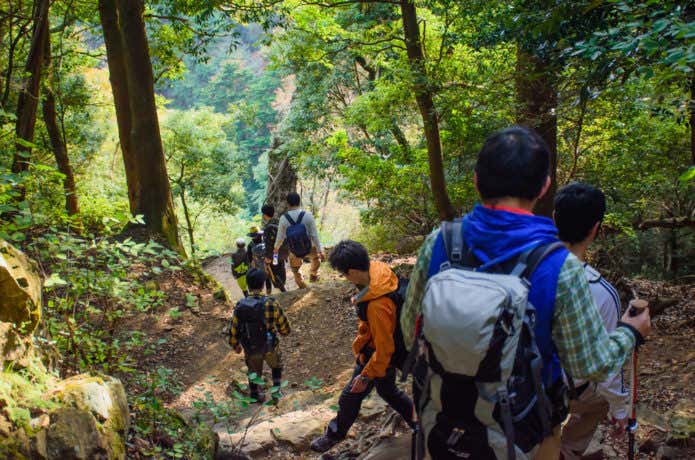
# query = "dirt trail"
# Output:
<box><xmin>123</xmin><ymin>255</ymin><xmax>358</xmax><ymax>423</ymax></box>
<box><xmin>120</xmin><ymin>256</ymin><xmax>694</xmax><ymax>459</ymax></box>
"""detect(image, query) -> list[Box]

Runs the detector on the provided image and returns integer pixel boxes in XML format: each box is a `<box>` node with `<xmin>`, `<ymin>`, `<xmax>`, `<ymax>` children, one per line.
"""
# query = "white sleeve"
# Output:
<box><xmin>274</xmin><ymin>216</ymin><xmax>288</xmax><ymax>250</ymax></box>
<box><xmin>594</xmin><ymin>279</ymin><xmax>630</xmax><ymax>419</ymax></box>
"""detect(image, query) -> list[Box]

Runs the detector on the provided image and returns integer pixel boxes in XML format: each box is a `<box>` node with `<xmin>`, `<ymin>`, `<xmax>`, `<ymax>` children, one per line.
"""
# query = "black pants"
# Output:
<box><xmin>327</xmin><ymin>361</ymin><xmax>414</xmax><ymax>439</ymax></box>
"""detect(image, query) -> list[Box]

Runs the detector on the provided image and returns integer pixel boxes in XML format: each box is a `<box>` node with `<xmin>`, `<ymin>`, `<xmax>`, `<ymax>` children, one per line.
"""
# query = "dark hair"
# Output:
<box><xmin>286</xmin><ymin>192</ymin><xmax>301</xmax><ymax>207</ymax></box>
<box><xmin>554</xmin><ymin>182</ymin><xmax>606</xmax><ymax>244</ymax></box>
<box><xmin>246</xmin><ymin>268</ymin><xmax>267</xmax><ymax>290</ymax></box>
<box><xmin>475</xmin><ymin>126</ymin><xmax>550</xmax><ymax>201</ymax></box>
<box><xmin>261</xmin><ymin>204</ymin><xmax>275</xmax><ymax>217</ymax></box>
<box><xmin>329</xmin><ymin>240</ymin><xmax>370</xmax><ymax>273</ymax></box>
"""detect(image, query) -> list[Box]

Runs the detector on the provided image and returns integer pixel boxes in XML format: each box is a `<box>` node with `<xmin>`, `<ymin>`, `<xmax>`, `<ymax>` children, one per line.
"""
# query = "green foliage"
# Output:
<box><xmin>573</xmin><ymin>1</ymin><xmax>694</xmax><ymax>79</ymax></box>
<box><xmin>0</xmin><ymin>357</ymin><xmax>59</xmax><ymax>431</ymax></box>
<box><xmin>131</xmin><ymin>367</ymin><xmax>215</xmax><ymax>459</ymax></box>
<box><xmin>31</xmin><ymin>222</ymin><xmax>180</xmax><ymax>375</ymax></box>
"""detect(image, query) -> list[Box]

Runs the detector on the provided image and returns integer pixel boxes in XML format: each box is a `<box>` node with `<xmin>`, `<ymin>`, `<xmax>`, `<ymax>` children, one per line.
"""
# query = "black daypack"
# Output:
<box><xmin>263</xmin><ymin>221</ymin><xmax>288</xmax><ymax>259</ymax></box>
<box><xmin>355</xmin><ymin>276</ymin><xmax>410</xmax><ymax>371</ymax></box>
<box><xmin>284</xmin><ymin>212</ymin><xmax>312</xmax><ymax>258</ymax></box>
<box><xmin>234</xmin><ymin>296</ymin><xmax>268</xmax><ymax>353</ymax></box>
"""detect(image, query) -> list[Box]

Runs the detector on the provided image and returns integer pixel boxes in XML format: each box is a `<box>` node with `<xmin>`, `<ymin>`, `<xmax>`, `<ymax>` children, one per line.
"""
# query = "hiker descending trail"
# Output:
<box><xmin>311</xmin><ymin>241</ymin><xmax>416</xmax><ymax>453</ymax></box>
<box><xmin>400</xmin><ymin>127</ymin><xmax>651</xmax><ymax>460</ymax></box>
<box><xmin>229</xmin><ymin>268</ymin><xmax>291</xmax><ymax>403</ymax></box>
<box><xmin>274</xmin><ymin>192</ymin><xmax>325</xmax><ymax>288</ymax></box>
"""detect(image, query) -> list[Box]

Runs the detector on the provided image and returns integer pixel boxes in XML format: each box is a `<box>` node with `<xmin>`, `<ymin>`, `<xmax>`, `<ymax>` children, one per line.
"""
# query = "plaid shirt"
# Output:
<box><xmin>228</xmin><ymin>294</ymin><xmax>291</xmax><ymax>349</ymax></box>
<box><xmin>401</xmin><ymin>229</ymin><xmax>636</xmax><ymax>382</ymax></box>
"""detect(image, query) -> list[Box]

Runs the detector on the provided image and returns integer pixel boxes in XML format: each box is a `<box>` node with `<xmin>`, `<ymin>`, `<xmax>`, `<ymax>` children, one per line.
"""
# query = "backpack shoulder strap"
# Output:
<box><xmin>510</xmin><ymin>242</ymin><xmax>566</xmax><ymax>279</ymax></box>
<box><xmin>284</xmin><ymin>212</ymin><xmax>296</xmax><ymax>226</ymax></box>
<box><xmin>440</xmin><ymin>219</ymin><xmax>479</xmax><ymax>271</ymax></box>
<box><xmin>440</xmin><ymin>220</ymin><xmax>464</xmax><ymax>270</ymax></box>
<box><xmin>296</xmin><ymin>211</ymin><xmax>305</xmax><ymax>224</ymax></box>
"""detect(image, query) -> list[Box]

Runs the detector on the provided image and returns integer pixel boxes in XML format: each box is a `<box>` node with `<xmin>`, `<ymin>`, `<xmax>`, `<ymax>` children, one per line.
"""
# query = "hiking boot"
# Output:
<box><xmin>310</xmin><ymin>434</ymin><xmax>341</xmax><ymax>453</ymax></box>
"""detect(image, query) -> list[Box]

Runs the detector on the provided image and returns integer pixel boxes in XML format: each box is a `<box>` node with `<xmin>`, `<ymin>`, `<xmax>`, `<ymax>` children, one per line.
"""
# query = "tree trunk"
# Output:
<box><xmin>2</xmin><ymin>11</ymin><xmax>31</xmax><ymax>109</ymax></box>
<box><xmin>99</xmin><ymin>0</ymin><xmax>182</xmax><ymax>251</ymax></box>
<box><xmin>11</xmin><ymin>0</ymin><xmax>50</xmax><ymax>180</ymax></box>
<box><xmin>98</xmin><ymin>0</ymin><xmax>137</xmax><ymax>214</ymax></box>
<box><xmin>399</xmin><ymin>0</ymin><xmax>455</xmax><ymax>221</ymax></box>
<box><xmin>516</xmin><ymin>48</ymin><xmax>558</xmax><ymax>217</ymax></box>
<box><xmin>180</xmin><ymin>189</ymin><xmax>195</xmax><ymax>255</ymax></box>
<box><xmin>43</xmin><ymin>88</ymin><xmax>79</xmax><ymax>215</ymax></box>
<box><xmin>319</xmin><ymin>178</ymin><xmax>331</xmax><ymax>231</ymax></box>
<box><xmin>265</xmin><ymin>137</ymin><xmax>297</xmax><ymax>216</ymax></box>
<box><xmin>690</xmin><ymin>73</ymin><xmax>694</xmax><ymax>165</ymax></box>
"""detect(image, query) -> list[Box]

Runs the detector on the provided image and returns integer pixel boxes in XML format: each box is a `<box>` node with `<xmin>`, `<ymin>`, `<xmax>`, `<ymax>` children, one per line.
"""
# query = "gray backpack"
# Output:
<box><xmin>414</xmin><ymin>221</ymin><xmax>565</xmax><ymax>460</ymax></box>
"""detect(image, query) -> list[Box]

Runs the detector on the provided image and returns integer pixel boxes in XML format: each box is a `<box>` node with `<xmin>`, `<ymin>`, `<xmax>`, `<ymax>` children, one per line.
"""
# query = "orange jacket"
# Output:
<box><xmin>351</xmin><ymin>260</ymin><xmax>398</xmax><ymax>379</ymax></box>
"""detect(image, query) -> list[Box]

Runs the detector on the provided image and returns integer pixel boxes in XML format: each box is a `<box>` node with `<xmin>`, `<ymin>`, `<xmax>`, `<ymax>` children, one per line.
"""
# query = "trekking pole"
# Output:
<box><xmin>627</xmin><ymin>296</ymin><xmax>648</xmax><ymax>460</ymax></box>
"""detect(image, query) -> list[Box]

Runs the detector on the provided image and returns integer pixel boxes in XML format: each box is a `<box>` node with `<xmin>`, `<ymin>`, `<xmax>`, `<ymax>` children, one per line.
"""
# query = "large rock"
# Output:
<box><xmin>269</xmin><ymin>409</ymin><xmax>329</xmax><ymax>451</ymax></box>
<box><xmin>220</xmin><ymin>407</ymin><xmax>333</xmax><ymax>456</ymax></box>
<box><xmin>0</xmin><ymin>239</ymin><xmax>41</xmax><ymax>333</ymax></box>
<box><xmin>35</xmin><ymin>407</ymin><xmax>107</xmax><ymax>460</ymax></box>
<box><xmin>42</xmin><ymin>374</ymin><xmax>130</xmax><ymax>459</ymax></box>
<box><xmin>360</xmin><ymin>435</ymin><xmax>411</xmax><ymax>460</ymax></box>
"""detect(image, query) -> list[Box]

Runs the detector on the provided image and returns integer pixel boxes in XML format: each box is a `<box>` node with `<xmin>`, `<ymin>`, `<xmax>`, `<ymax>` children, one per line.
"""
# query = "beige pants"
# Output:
<box><xmin>560</xmin><ymin>389</ymin><xmax>609</xmax><ymax>459</ymax></box>
<box><xmin>534</xmin><ymin>426</ymin><xmax>562</xmax><ymax>460</ymax></box>
<box><xmin>288</xmin><ymin>246</ymin><xmax>321</xmax><ymax>289</ymax></box>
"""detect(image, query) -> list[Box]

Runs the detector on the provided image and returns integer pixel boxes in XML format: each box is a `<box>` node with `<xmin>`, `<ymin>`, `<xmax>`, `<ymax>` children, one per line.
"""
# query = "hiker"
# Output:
<box><xmin>247</xmin><ymin>226</ymin><xmax>272</xmax><ymax>295</ymax></box>
<box><xmin>554</xmin><ymin>183</ymin><xmax>629</xmax><ymax>459</ymax></box>
<box><xmin>310</xmin><ymin>240</ymin><xmax>415</xmax><ymax>453</ymax></box>
<box><xmin>231</xmin><ymin>238</ymin><xmax>250</xmax><ymax>297</ymax></box>
<box><xmin>400</xmin><ymin>126</ymin><xmax>650</xmax><ymax>460</ymax></box>
<box><xmin>261</xmin><ymin>204</ymin><xmax>287</xmax><ymax>293</ymax></box>
<box><xmin>228</xmin><ymin>268</ymin><xmax>291</xmax><ymax>402</ymax></box>
<box><xmin>273</xmin><ymin>192</ymin><xmax>324</xmax><ymax>289</ymax></box>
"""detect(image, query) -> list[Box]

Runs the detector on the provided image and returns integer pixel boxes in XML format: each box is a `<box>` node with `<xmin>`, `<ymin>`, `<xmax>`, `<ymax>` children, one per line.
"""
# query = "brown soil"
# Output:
<box><xmin>115</xmin><ymin>255</ymin><xmax>694</xmax><ymax>459</ymax></box>
<box><xmin>117</xmin><ymin>257</ymin><xmax>359</xmax><ymax>419</ymax></box>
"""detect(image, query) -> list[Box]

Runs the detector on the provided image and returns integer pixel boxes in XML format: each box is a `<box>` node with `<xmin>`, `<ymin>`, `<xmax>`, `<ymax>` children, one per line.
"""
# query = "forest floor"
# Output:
<box><xmin>118</xmin><ymin>254</ymin><xmax>694</xmax><ymax>459</ymax></box>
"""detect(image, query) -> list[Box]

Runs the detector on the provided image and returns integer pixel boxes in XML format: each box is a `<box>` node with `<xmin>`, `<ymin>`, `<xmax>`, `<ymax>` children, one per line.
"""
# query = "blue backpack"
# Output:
<box><xmin>284</xmin><ymin>211</ymin><xmax>312</xmax><ymax>258</ymax></box>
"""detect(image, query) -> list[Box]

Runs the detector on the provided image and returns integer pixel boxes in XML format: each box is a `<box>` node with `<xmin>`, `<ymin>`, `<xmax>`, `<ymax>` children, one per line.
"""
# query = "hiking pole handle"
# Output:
<box><xmin>628</xmin><ymin>299</ymin><xmax>648</xmax><ymax>317</ymax></box>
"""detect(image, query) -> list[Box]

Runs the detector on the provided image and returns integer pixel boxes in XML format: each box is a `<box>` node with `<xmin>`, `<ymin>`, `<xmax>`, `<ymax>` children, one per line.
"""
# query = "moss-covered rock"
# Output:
<box><xmin>45</xmin><ymin>374</ymin><xmax>130</xmax><ymax>459</ymax></box>
<box><xmin>0</xmin><ymin>240</ymin><xmax>41</xmax><ymax>335</ymax></box>
<box><xmin>37</xmin><ymin>407</ymin><xmax>107</xmax><ymax>460</ymax></box>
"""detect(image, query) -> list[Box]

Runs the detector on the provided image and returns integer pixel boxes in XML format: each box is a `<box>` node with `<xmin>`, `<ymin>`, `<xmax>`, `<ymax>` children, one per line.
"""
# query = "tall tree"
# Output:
<box><xmin>265</xmin><ymin>137</ymin><xmax>297</xmax><ymax>216</ymax></box>
<box><xmin>42</xmin><ymin>89</ymin><xmax>79</xmax><ymax>215</ymax></box>
<box><xmin>516</xmin><ymin>48</ymin><xmax>558</xmax><ymax>217</ymax></box>
<box><xmin>11</xmin><ymin>0</ymin><xmax>50</xmax><ymax>184</ymax></box>
<box><xmin>399</xmin><ymin>0</ymin><xmax>455</xmax><ymax>221</ymax></box>
<box><xmin>99</xmin><ymin>0</ymin><xmax>137</xmax><ymax>214</ymax></box>
<box><xmin>99</xmin><ymin>0</ymin><xmax>182</xmax><ymax>250</ymax></box>
<box><xmin>41</xmin><ymin>15</ymin><xmax>79</xmax><ymax>216</ymax></box>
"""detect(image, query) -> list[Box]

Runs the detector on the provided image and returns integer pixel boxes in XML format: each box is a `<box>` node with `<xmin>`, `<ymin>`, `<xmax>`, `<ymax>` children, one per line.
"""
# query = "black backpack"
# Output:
<box><xmin>234</xmin><ymin>297</ymin><xmax>268</xmax><ymax>353</ymax></box>
<box><xmin>355</xmin><ymin>276</ymin><xmax>409</xmax><ymax>372</ymax></box>
<box><xmin>284</xmin><ymin>212</ymin><xmax>312</xmax><ymax>258</ymax></box>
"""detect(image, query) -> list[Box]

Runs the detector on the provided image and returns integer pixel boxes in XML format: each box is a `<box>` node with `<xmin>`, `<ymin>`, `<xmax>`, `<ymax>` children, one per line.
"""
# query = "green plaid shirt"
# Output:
<box><xmin>229</xmin><ymin>294</ymin><xmax>291</xmax><ymax>349</ymax></box>
<box><xmin>401</xmin><ymin>230</ymin><xmax>635</xmax><ymax>382</ymax></box>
